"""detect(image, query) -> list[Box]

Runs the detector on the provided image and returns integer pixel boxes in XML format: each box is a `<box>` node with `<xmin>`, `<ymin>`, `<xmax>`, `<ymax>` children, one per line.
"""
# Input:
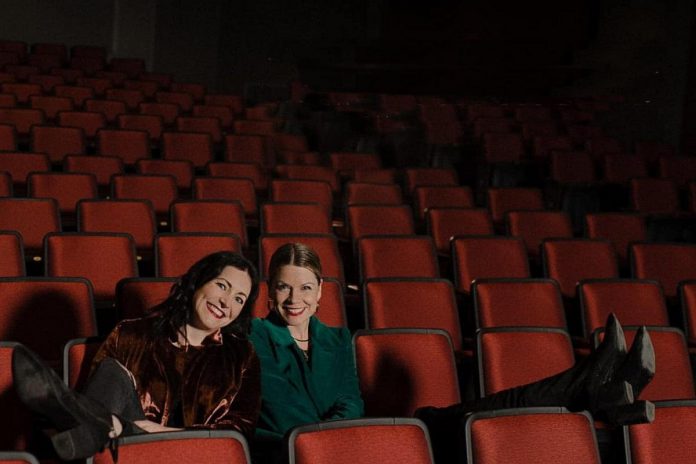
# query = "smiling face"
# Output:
<box><xmin>272</xmin><ymin>264</ymin><xmax>322</xmax><ymax>331</ymax></box>
<box><xmin>190</xmin><ymin>265</ymin><xmax>253</xmax><ymax>336</ymax></box>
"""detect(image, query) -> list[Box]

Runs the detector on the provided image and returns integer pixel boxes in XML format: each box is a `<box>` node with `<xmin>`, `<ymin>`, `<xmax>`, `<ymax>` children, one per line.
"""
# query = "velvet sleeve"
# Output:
<box><xmin>322</xmin><ymin>327</ymin><xmax>364</xmax><ymax>420</ymax></box>
<box><xmin>199</xmin><ymin>347</ymin><xmax>262</xmax><ymax>438</ymax></box>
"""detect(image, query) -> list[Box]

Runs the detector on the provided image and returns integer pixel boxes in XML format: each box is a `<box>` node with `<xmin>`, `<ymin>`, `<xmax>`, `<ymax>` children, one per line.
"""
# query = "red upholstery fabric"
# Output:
<box><xmin>579</xmin><ymin>279</ymin><xmax>669</xmax><ymax>338</ymax></box>
<box><xmin>85</xmin><ymin>99</ymin><xmax>127</xmax><ymax>124</ymax></box>
<box><xmin>156</xmin><ymin>91</ymin><xmax>194</xmax><ymax>112</ymax></box>
<box><xmin>45</xmin><ymin>232</ymin><xmax>137</xmax><ymax>301</ymax></box>
<box><xmin>542</xmin><ymin>238</ymin><xmax>618</xmax><ymax>298</ymax></box>
<box><xmin>291</xmin><ymin>421</ymin><xmax>432</xmax><ymax>464</ymax></box>
<box><xmin>155</xmin><ymin>233</ymin><xmax>241</xmax><ymax>278</ymax></box>
<box><xmin>111</xmin><ymin>174</ymin><xmax>178</xmax><ymax>216</ymax></box>
<box><xmin>0</xmin><ymin>152</ymin><xmax>49</xmax><ymax>187</ymax></box>
<box><xmin>487</xmin><ymin>187</ymin><xmax>544</xmax><ymax>224</ymax></box>
<box><xmin>261</xmin><ymin>202</ymin><xmax>331</xmax><ymax>234</ymax></box>
<box><xmin>193</xmin><ymin>105</ymin><xmax>234</xmax><ymax>129</ymax></box>
<box><xmin>365</xmin><ymin>278</ymin><xmax>462</xmax><ymax>350</ymax></box>
<box><xmin>0</xmin><ymin>108</ymin><xmax>44</xmax><ymax>135</ymax></box>
<box><xmin>621</xmin><ymin>328</ymin><xmax>695</xmax><ymax>401</ymax></box>
<box><xmin>118</xmin><ymin>114</ymin><xmax>164</xmax><ymax>142</ymax></box>
<box><xmin>0</xmin><ymin>232</ymin><xmax>24</xmax><ymax>277</ymax></box>
<box><xmin>30</xmin><ymin>95</ymin><xmax>73</xmax><ymax>120</ymax></box>
<box><xmin>64</xmin><ymin>338</ymin><xmax>99</xmax><ymax>392</ymax></box>
<box><xmin>28</xmin><ymin>172</ymin><xmax>98</xmax><ymax>214</ymax></box>
<box><xmin>139</xmin><ymin>102</ymin><xmax>180</xmax><ymax>126</ymax></box>
<box><xmin>468</xmin><ymin>410</ymin><xmax>600</xmax><ymax>463</ymax></box>
<box><xmin>452</xmin><ymin>236</ymin><xmax>529</xmax><ymax>293</ymax></box>
<box><xmin>193</xmin><ymin>177</ymin><xmax>257</xmax><ymax>219</ymax></box>
<box><xmin>207</xmin><ymin>161</ymin><xmax>268</xmax><ymax>191</ymax></box>
<box><xmin>57</xmin><ymin>110</ymin><xmax>106</xmax><ymax>138</ymax></box>
<box><xmin>478</xmin><ymin>328</ymin><xmax>574</xmax><ymax>395</ymax></box>
<box><xmin>91</xmin><ymin>432</ymin><xmax>250</xmax><ymax>464</ymax></box>
<box><xmin>116</xmin><ymin>277</ymin><xmax>177</xmax><ymax>321</ymax></box>
<box><xmin>631</xmin><ymin>243</ymin><xmax>696</xmax><ymax>298</ymax></box>
<box><xmin>404</xmin><ymin>168</ymin><xmax>458</xmax><ymax>193</ymax></box>
<box><xmin>473</xmin><ymin>279</ymin><xmax>566</xmax><ymax>330</ymax></box>
<box><xmin>680</xmin><ymin>281</ymin><xmax>696</xmax><ymax>345</ymax></box>
<box><xmin>413</xmin><ymin>186</ymin><xmax>474</xmax><ymax>220</ymax></box>
<box><xmin>162</xmin><ymin>131</ymin><xmax>213</xmax><ymax>168</ymax></box>
<box><xmin>0</xmin><ymin>124</ymin><xmax>16</xmax><ymax>151</ymax></box>
<box><xmin>78</xmin><ymin>199</ymin><xmax>156</xmax><ymax>250</ymax></box>
<box><xmin>483</xmin><ymin>133</ymin><xmax>525</xmax><ymax>163</ymax></box>
<box><xmin>136</xmin><ymin>159</ymin><xmax>193</xmax><ymax>190</ymax></box>
<box><xmin>171</xmin><ymin>200</ymin><xmax>247</xmax><ymax>246</ymax></box>
<box><xmin>358</xmin><ymin>236</ymin><xmax>439</xmax><ymax>281</ymax></box>
<box><xmin>0</xmin><ymin>278</ymin><xmax>96</xmax><ymax>368</ymax></box>
<box><xmin>54</xmin><ymin>84</ymin><xmax>94</xmax><ymax>107</ymax></box>
<box><xmin>0</xmin><ymin>198</ymin><xmax>60</xmax><ymax>253</ymax></box>
<box><xmin>64</xmin><ymin>155</ymin><xmax>124</xmax><ymax>187</ymax></box>
<box><xmin>354</xmin><ymin>330</ymin><xmax>460</xmax><ymax>416</ymax></box>
<box><xmin>282</xmin><ymin>165</ymin><xmax>340</xmax><ymax>192</ymax></box>
<box><xmin>427</xmin><ymin>208</ymin><xmax>494</xmax><ymax>254</ymax></box>
<box><xmin>97</xmin><ymin>129</ymin><xmax>150</xmax><ymax>165</ymax></box>
<box><xmin>176</xmin><ymin>116</ymin><xmax>222</xmax><ymax>143</ymax></box>
<box><xmin>348</xmin><ymin>205</ymin><xmax>415</xmax><ymax>240</ymax></box>
<box><xmin>628</xmin><ymin>402</ymin><xmax>696</xmax><ymax>464</ymax></box>
<box><xmin>507</xmin><ymin>211</ymin><xmax>573</xmax><ymax>257</ymax></box>
<box><xmin>585</xmin><ymin>213</ymin><xmax>647</xmax><ymax>262</ymax></box>
<box><xmin>271</xmin><ymin>180</ymin><xmax>333</xmax><ymax>214</ymax></box>
<box><xmin>344</xmin><ymin>182</ymin><xmax>402</xmax><ymax>207</ymax></box>
<box><xmin>330</xmin><ymin>152</ymin><xmax>382</xmax><ymax>172</ymax></box>
<box><xmin>105</xmin><ymin>88</ymin><xmax>144</xmax><ymax>111</ymax></box>
<box><xmin>603</xmin><ymin>154</ymin><xmax>648</xmax><ymax>183</ymax></box>
<box><xmin>0</xmin><ymin>343</ymin><xmax>32</xmax><ymax>452</ymax></box>
<box><xmin>224</xmin><ymin>134</ymin><xmax>266</xmax><ymax>164</ymax></box>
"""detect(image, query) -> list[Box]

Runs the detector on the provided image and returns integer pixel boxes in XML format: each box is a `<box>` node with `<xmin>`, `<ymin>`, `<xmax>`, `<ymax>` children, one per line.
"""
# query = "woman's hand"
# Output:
<box><xmin>133</xmin><ymin>420</ymin><xmax>184</xmax><ymax>433</ymax></box>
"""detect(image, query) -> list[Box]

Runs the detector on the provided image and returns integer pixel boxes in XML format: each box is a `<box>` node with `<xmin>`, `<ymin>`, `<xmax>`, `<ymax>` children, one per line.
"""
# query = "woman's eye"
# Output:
<box><xmin>235</xmin><ymin>296</ymin><xmax>245</xmax><ymax>305</ymax></box>
<box><xmin>301</xmin><ymin>285</ymin><xmax>313</xmax><ymax>291</ymax></box>
<box><xmin>216</xmin><ymin>282</ymin><xmax>226</xmax><ymax>290</ymax></box>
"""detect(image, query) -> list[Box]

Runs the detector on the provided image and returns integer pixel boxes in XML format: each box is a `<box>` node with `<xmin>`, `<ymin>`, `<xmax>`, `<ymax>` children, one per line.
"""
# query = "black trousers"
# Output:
<box><xmin>82</xmin><ymin>357</ymin><xmax>146</xmax><ymax>435</ymax></box>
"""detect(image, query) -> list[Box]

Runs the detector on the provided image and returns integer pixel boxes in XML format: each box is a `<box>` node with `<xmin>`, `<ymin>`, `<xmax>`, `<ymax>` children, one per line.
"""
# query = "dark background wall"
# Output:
<box><xmin>0</xmin><ymin>0</ymin><xmax>692</xmax><ymax>147</ymax></box>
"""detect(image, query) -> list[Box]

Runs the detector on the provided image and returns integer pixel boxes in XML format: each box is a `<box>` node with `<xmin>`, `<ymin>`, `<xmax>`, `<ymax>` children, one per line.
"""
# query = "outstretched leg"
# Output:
<box><xmin>416</xmin><ymin>315</ymin><xmax>656</xmax><ymax>462</ymax></box>
<box><xmin>12</xmin><ymin>345</ymin><xmax>142</xmax><ymax>461</ymax></box>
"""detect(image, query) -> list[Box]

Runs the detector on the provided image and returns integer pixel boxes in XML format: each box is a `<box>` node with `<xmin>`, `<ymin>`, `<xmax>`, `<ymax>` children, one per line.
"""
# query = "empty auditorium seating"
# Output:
<box><xmin>0</xmin><ymin>231</ymin><xmax>24</xmax><ymax>276</ymax></box>
<box><xmin>451</xmin><ymin>236</ymin><xmax>530</xmax><ymax>294</ymax></box>
<box><xmin>464</xmin><ymin>408</ymin><xmax>600</xmax><ymax>464</ymax></box>
<box><xmin>0</xmin><ymin>197</ymin><xmax>60</xmax><ymax>257</ymax></box>
<box><xmin>45</xmin><ymin>232</ymin><xmax>138</xmax><ymax>302</ymax></box>
<box><xmin>630</xmin><ymin>242</ymin><xmax>696</xmax><ymax>298</ymax></box>
<box><xmin>625</xmin><ymin>400</ymin><xmax>696</xmax><ymax>464</ymax></box>
<box><xmin>89</xmin><ymin>430</ymin><xmax>252</xmax><ymax>464</ymax></box>
<box><xmin>260</xmin><ymin>202</ymin><xmax>331</xmax><ymax>234</ymax></box>
<box><xmin>412</xmin><ymin>186</ymin><xmax>474</xmax><ymax>220</ymax></box>
<box><xmin>193</xmin><ymin>177</ymin><xmax>257</xmax><ymax>221</ymax></box>
<box><xmin>364</xmin><ymin>278</ymin><xmax>462</xmax><ymax>351</ymax></box>
<box><xmin>354</xmin><ymin>329</ymin><xmax>460</xmax><ymax>416</ymax></box>
<box><xmin>472</xmin><ymin>278</ymin><xmax>566</xmax><ymax>330</ymax></box>
<box><xmin>97</xmin><ymin>128</ymin><xmax>151</xmax><ymax>165</ymax></box>
<box><xmin>287</xmin><ymin>418</ymin><xmax>433</xmax><ymax>464</ymax></box>
<box><xmin>116</xmin><ymin>277</ymin><xmax>177</xmax><ymax>320</ymax></box>
<box><xmin>162</xmin><ymin>131</ymin><xmax>213</xmax><ymax>167</ymax></box>
<box><xmin>487</xmin><ymin>187</ymin><xmax>544</xmax><ymax>225</ymax></box>
<box><xmin>477</xmin><ymin>327</ymin><xmax>574</xmax><ymax>395</ymax></box>
<box><xmin>358</xmin><ymin>235</ymin><xmax>439</xmax><ymax>281</ymax></box>
<box><xmin>155</xmin><ymin>233</ymin><xmax>242</xmax><ymax>277</ymax></box>
<box><xmin>136</xmin><ymin>159</ymin><xmax>194</xmax><ymax>191</ymax></box>
<box><xmin>171</xmin><ymin>200</ymin><xmax>247</xmax><ymax>246</ymax></box>
<box><xmin>77</xmin><ymin>199</ymin><xmax>156</xmax><ymax>253</ymax></box>
<box><xmin>427</xmin><ymin>208</ymin><xmax>494</xmax><ymax>255</ymax></box>
<box><xmin>579</xmin><ymin>279</ymin><xmax>669</xmax><ymax>339</ymax></box>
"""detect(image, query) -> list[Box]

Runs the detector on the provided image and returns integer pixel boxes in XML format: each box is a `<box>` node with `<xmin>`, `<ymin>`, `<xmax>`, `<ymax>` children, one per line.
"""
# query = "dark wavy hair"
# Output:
<box><xmin>152</xmin><ymin>251</ymin><xmax>259</xmax><ymax>341</ymax></box>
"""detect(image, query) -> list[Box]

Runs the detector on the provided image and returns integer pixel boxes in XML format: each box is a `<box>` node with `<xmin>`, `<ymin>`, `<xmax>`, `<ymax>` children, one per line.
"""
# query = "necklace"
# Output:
<box><xmin>292</xmin><ymin>336</ymin><xmax>310</xmax><ymax>342</ymax></box>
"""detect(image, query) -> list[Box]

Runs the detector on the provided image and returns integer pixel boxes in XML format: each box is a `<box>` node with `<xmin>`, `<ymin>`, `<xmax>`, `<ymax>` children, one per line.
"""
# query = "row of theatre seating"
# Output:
<box><xmin>1</xmin><ymin>38</ymin><xmax>696</xmax><ymax>463</ymax></box>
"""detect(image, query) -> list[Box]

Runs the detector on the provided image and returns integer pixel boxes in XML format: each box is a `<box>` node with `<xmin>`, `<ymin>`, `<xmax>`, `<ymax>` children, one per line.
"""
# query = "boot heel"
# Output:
<box><xmin>593</xmin><ymin>380</ymin><xmax>633</xmax><ymax>412</ymax></box>
<box><xmin>602</xmin><ymin>400</ymin><xmax>655</xmax><ymax>426</ymax></box>
<box><xmin>51</xmin><ymin>423</ymin><xmax>111</xmax><ymax>461</ymax></box>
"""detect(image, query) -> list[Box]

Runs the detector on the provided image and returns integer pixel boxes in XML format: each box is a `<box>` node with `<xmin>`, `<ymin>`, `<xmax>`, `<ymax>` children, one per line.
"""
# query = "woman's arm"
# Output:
<box><xmin>322</xmin><ymin>328</ymin><xmax>364</xmax><ymax>420</ymax></box>
<box><xmin>197</xmin><ymin>348</ymin><xmax>262</xmax><ymax>438</ymax></box>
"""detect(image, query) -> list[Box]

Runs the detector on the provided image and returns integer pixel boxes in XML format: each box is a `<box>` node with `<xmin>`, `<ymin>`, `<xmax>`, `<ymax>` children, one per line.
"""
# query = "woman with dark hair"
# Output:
<box><xmin>249</xmin><ymin>242</ymin><xmax>363</xmax><ymax>460</ymax></box>
<box><xmin>250</xmin><ymin>242</ymin><xmax>656</xmax><ymax>463</ymax></box>
<box><xmin>12</xmin><ymin>251</ymin><xmax>262</xmax><ymax>461</ymax></box>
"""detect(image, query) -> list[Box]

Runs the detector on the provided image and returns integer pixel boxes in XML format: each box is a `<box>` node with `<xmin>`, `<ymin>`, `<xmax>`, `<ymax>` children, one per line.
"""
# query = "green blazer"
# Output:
<box><xmin>249</xmin><ymin>315</ymin><xmax>364</xmax><ymax>440</ymax></box>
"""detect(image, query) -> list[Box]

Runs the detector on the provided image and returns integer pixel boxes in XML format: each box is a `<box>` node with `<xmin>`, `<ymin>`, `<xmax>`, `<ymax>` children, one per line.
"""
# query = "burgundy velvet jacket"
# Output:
<box><xmin>91</xmin><ymin>317</ymin><xmax>261</xmax><ymax>438</ymax></box>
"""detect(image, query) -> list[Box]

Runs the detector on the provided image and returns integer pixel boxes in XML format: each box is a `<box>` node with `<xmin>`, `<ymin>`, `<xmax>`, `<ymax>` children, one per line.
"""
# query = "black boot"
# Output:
<box><xmin>415</xmin><ymin>314</ymin><xmax>638</xmax><ymax>463</ymax></box>
<box><xmin>12</xmin><ymin>344</ymin><xmax>116</xmax><ymax>461</ymax></box>
<box><xmin>613</xmin><ymin>326</ymin><xmax>655</xmax><ymax>399</ymax></box>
